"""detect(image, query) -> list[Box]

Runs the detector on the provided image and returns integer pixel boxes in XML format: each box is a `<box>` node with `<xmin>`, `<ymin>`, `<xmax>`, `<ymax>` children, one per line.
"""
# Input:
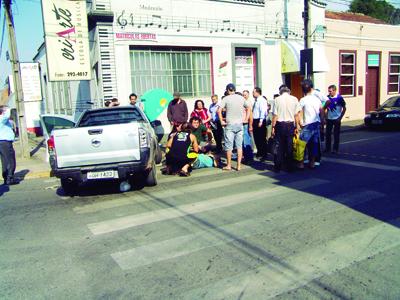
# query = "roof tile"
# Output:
<box><xmin>325</xmin><ymin>11</ymin><xmax>387</xmax><ymax>24</ymax></box>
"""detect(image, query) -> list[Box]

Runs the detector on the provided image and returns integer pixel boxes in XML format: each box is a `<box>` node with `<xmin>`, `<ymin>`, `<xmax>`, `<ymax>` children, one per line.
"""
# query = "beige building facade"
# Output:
<box><xmin>324</xmin><ymin>12</ymin><xmax>400</xmax><ymax>121</ymax></box>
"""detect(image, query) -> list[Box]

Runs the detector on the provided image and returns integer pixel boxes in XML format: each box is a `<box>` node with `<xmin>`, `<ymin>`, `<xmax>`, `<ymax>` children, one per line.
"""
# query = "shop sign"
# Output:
<box><xmin>115</xmin><ymin>32</ymin><xmax>157</xmax><ymax>41</ymax></box>
<box><xmin>41</xmin><ymin>0</ymin><xmax>91</xmax><ymax>81</ymax></box>
<box><xmin>20</xmin><ymin>63</ymin><xmax>42</xmax><ymax>102</ymax></box>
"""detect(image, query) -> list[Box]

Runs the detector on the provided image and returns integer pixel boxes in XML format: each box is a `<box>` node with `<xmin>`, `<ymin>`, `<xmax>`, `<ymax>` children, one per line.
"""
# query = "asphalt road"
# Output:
<box><xmin>1</xmin><ymin>128</ymin><xmax>400</xmax><ymax>299</ymax></box>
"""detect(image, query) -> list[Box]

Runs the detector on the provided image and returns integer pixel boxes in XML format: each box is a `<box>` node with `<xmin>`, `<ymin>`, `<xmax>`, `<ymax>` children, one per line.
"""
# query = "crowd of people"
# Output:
<box><xmin>161</xmin><ymin>79</ymin><xmax>346</xmax><ymax>176</ymax></box>
<box><xmin>103</xmin><ymin>79</ymin><xmax>346</xmax><ymax>177</ymax></box>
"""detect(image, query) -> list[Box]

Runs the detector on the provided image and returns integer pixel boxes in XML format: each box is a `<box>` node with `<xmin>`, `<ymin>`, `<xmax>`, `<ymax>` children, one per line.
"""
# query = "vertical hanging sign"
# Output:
<box><xmin>41</xmin><ymin>0</ymin><xmax>91</xmax><ymax>81</ymax></box>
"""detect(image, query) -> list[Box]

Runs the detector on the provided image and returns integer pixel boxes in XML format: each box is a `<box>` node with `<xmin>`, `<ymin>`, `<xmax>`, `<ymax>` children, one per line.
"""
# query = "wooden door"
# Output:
<box><xmin>290</xmin><ymin>73</ymin><xmax>303</xmax><ymax>100</ymax></box>
<box><xmin>365</xmin><ymin>67</ymin><xmax>379</xmax><ymax>112</ymax></box>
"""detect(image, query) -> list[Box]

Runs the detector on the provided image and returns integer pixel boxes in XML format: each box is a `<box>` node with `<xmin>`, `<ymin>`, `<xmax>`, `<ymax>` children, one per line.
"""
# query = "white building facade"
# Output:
<box><xmin>87</xmin><ymin>0</ymin><xmax>328</xmax><ymax>126</ymax></box>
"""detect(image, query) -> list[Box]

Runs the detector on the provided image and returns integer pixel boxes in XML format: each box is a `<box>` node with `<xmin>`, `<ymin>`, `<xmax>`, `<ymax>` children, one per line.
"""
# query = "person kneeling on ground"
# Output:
<box><xmin>190</xmin><ymin>116</ymin><xmax>213</xmax><ymax>153</ymax></box>
<box><xmin>164</xmin><ymin>123</ymin><xmax>199</xmax><ymax>176</ymax></box>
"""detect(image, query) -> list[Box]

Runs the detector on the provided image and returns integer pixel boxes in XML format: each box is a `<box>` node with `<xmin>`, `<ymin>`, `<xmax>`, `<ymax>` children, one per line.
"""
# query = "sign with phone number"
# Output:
<box><xmin>41</xmin><ymin>0</ymin><xmax>91</xmax><ymax>81</ymax></box>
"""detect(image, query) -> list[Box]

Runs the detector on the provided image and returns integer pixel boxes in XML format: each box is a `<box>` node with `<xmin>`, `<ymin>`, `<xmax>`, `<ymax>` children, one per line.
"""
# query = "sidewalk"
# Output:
<box><xmin>4</xmin><ymin>119</ymin><xmax>365</xmax><ymax>181</ymax></box>
<box><xmin>4</xmin><ymin>136</ymin><xmax>51</xmax><ymax>181</ymax></box>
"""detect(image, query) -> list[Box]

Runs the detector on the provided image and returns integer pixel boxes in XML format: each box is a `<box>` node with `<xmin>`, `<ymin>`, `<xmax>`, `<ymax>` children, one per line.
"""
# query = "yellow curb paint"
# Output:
<box><xmin>24</xmin><ymin>171</ymin><xmax>52</xmax><ymax>179</ymax></box>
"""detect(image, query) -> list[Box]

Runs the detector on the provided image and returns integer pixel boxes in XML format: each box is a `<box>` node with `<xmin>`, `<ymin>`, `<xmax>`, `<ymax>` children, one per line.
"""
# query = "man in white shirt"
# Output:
<box><xmin>299</xmin><ymin>79</ymin><xmax>325</xmax><ymax>168</ymax></box>
<box><xmin>252</xmin><ymin>87</ymin><xmax>268</xmax><ymax>159</ymax></box>
<box><xmin>271</xmin><ymin>85</ymin><xmax>301</xmax><ymax>172</ymax></box>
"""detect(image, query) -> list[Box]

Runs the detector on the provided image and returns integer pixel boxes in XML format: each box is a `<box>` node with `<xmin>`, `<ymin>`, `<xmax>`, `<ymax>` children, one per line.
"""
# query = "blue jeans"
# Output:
<box><xmin>300</xmin><ymin>122</ymin><xmax>320</xmax><ymax>157</ymax></box>
<box><xmin>242</xmin><ymin>123</ymin><xmax>254</xmax><ymax>161</ymax></box>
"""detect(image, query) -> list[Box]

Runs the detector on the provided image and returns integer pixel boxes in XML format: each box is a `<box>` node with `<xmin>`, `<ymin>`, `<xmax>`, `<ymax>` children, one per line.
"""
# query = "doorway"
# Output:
<box><xmin>365</xmin><ymin>52</ymin><xmax>381</xmax><ymax>112</ymax></box>
<box><xmin>234</xmin><ymin>48</ymin><xmax>257</xmax><ymax>92</ymax></box>
<box><xmin>284</xmin><ymin>73</ymin><xmax>303</xmax><ymax>100</ymax></box>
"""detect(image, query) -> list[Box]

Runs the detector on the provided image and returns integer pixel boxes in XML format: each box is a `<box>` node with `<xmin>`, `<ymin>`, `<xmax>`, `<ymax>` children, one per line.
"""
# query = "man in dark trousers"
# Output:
<box><xmin>167</xmin><ymin>92</ymin><xmax>188</xmax><ymax>127</ymax></box>
<box><xmin>325</xmin><ymin>85</ymin><xmax>346</xmax><ymax>154</ymax></box>
<box><xmin>271</xmin><ymin>85</ymin><xmax>301</xmax><ymax>172</ymax></box>
<box><xmin>0</xmin><ymin>106</ymin><xmax>17</xmax><ymax>185</ymax></box>
<box><xmin>252</xmin><ymin>87</ymin><xmax>268</xmax><ymax>159</ymax></box>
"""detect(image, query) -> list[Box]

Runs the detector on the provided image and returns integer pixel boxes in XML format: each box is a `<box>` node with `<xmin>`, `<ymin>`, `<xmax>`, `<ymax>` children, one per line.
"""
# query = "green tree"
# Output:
<box><xmin>349</xmin><ymin>0</ymin><xmax>400</xmax><ymax>24</ymax></box>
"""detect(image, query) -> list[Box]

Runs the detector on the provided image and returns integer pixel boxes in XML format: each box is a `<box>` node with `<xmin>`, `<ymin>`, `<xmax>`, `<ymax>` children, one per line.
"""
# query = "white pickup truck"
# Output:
<box><xmin>40</xmin><ymin>106</ymin><xmax>162</xmax><ymax>194</ymax></box>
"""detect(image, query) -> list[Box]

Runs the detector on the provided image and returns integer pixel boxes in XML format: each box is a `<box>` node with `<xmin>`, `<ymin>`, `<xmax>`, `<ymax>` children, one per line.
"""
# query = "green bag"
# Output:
<box><xmin>293</xmin><ymin>134</ymin><xmax>307</xmax><ymax>161</ymax></box>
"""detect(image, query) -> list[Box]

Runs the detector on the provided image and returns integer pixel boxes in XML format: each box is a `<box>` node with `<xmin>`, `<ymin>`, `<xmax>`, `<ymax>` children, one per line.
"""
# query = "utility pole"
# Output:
<box><xmin>3</xmin><ymin>0</ymin><xmax>29</xmax><ymax>158</ymax></box>
<box><xmin>303</xmin><ymin>0</ymin><xmax>310</xmax><ymax>49</ymax></box>
<box><xmin>283</xmin><ymin>0</ymin><xmax>288</xmax><ymax>39</ymax></box>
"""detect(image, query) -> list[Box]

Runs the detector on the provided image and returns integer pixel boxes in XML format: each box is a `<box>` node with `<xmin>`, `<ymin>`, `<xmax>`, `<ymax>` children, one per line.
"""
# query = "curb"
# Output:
<box><xmin>341</xmin><ymin>125</ymin><xmax>365</xmax><ymax>133</ymax></box>
<box><xmin>24</xmin><ymin>170</ymin><xmax>52</xmax><ymax>180</ymax></box>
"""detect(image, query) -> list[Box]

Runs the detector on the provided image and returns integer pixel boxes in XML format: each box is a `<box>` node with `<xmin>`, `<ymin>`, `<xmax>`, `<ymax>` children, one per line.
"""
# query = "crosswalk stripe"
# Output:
<box><xmin>181</xmin><ymin>220</ymin><xmax>400</xmax><ymax>300</ymax></box>
<box><xmin>87</xmin><ymin>178</ymin><xmax>329</xmax><ymax>235</ymax></box>
<box><xmin>158</xmin><ymin>165</ymin><xmax>250</xmax><ymax>184</ymax></box>
<box><xmin>324</xmin><ymin>157</ymin><xmax>400</xmax><ymax>171</ymax></box>
<box><xmin>111</xmin><ymin>189</ymin><xmax>385</xmax><ymax>270</ymax></box>
<box><xmin>74</xmin><ymin>172</ymin><xmax>275</xmax><ymax>214</ymax></box>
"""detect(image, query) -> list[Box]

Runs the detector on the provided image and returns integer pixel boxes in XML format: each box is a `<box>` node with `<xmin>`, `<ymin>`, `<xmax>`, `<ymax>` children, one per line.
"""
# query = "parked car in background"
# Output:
<box><xmin>364</xmin><ymin>96</ymin><xmax>400</xmax><ymax>128</ymax></box>
<box><xmin>40</xmin><ymin>106</ymin><xmax>163</xmax><ymax>195</ymax></box>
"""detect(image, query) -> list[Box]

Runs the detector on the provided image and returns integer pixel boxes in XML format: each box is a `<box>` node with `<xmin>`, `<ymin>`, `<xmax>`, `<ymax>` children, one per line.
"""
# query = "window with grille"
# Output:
<box><xmin>339</xmin><ymin>51</ymin><xmax>356</xmax><ymax>97</ymax></box>
<box><xmin>130</xmin><ymin>47</ymin><xmax>212</xmax><ymax>98</ymax></box>
<box><xmin>388</xmin><ymin>53</ymin><xmax>400</xmax><ymax>94</ymax></box>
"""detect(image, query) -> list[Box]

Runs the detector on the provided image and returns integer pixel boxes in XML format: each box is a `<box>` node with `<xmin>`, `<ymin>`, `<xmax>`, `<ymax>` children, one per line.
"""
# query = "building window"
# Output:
<box><xmin>130</xmin><ymin>47</ymin><xmax>212</xmax><ymax>98</ymax></box>
<box><xmin>388</xmin><ymin>53</ymin><xmax>400</xmax><ymax>94</ymax></box>
<box><xmin>339</xmin><ymin>51</ymin><xmax>356</xmax><ymax>97</ymax></box>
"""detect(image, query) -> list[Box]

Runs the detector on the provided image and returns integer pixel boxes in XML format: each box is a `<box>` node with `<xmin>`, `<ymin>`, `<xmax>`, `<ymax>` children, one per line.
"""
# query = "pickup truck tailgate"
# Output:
<box><xmin>54</xmin><ymin>123</ymin><xmax>141</xmax><ymax>168</ymax></box>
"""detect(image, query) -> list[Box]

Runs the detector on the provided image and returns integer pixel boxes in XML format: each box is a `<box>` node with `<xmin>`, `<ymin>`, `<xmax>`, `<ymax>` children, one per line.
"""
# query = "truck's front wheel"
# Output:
<box><xmin>145</xmin><ymin>162</ymin><xmax>157</xmax><ymax>186</ymax></box>
<box><xmin>61</xmin><ymin>178</ymin><xmax>78</xmax><ymax>196</ymax></box>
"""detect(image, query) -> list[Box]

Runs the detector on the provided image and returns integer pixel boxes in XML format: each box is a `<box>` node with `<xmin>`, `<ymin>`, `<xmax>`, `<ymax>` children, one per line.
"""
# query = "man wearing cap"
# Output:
<box><xmin>0</xmin><ymin>106</ymin><xmax>17</xmax><ymax>185</ymax></box>
<box><xmin>218</xmin><ymin>83</ymin><xmax>250</xmax><ymax>171</ymax></box>
<box><xmin>167</xmin><ymin>92</ymin><xmax>188</xmax><ymax>126</ymax></box>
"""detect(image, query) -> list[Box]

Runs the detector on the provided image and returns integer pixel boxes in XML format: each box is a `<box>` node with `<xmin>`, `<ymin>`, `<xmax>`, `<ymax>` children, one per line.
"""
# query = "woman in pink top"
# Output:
<box><xmin>190</xmin><ymin>100</ymin><xmax>211</xmax><ymax>128</ymax></box>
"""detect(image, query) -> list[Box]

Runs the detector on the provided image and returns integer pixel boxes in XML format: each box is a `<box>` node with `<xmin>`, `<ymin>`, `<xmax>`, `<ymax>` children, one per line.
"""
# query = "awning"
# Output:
<box><xmin>280</xmin><ymin>40</ymin><xmax>330</xmax><ymax>73</ymax></box>
<box><xmin>281</xmin><ymin>40</ymin><xmax>303</xmax><ymax>73</ymax></box>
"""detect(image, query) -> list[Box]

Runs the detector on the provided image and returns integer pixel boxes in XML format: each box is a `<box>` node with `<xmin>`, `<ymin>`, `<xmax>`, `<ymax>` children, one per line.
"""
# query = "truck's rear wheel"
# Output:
<box><xmin>155</xmin><ymin>147</ymin><xmax>163</xmax><ymax>165</ymax></box>
<box><xmin>61</xmin><ymin>178</ymin><xmax>78</xmax><ymax>196</ymax></box>
<box><xmin>145</xmin><ymin>162</ymin><xmax>157</xmax><ymax>186</ymax></box>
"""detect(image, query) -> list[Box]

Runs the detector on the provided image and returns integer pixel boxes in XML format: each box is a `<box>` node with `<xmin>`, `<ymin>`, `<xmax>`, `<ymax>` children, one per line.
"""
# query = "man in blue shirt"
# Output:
<box><xmin>0</xmin><ymin>106</ymin><xmax>17</xmax><ymax>185</ymax></box>
<box><xmin>252</xmin><ymin>87</ymin><xmax>269</xmax><ymax>159</ymax></box>
<box><xmin>325</xmin><ymin>85</ymin><xmax>346</xmax><ymax>154</ymax></box>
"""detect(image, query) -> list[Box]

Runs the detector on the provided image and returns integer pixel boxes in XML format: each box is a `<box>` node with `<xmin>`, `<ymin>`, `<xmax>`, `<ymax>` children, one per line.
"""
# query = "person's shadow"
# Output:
<box><xmin>0</xmin><ymin>184</ymin><xmax>10</xmax><ymax>197</ymax></box>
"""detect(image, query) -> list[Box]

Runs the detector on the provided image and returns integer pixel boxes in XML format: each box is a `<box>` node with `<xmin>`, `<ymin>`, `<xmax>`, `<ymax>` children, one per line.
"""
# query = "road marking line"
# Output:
<box><xmin>111</xmin><ymin>189</ymin><xmax>384</xmax><ymax>270</ymax></box>
<box><xmin>341</xmin><ymin>135</ymin><xmax>396</xmax><ymax>145</ymax></box>
<box><xmin>324</xmin><ymin>157</ymin><xmax>400</xmax><ymax>171</ymax></box>
<box><xmin>158</xmin><ymin>165</ymin><xmax>250</xmax><ymax>184</ymax></box>
<box><xmin>181</xmin><ymin>220</ymin><xmax>400</xmax><ymax>300</ymax></box>
<box><xmin>74</xmin><ymin>172</ymin><xmax>272</xmax><ymax>214</ymax></box>
<box><xmin>87</xmin><ymin>178</ymin><xmax>329</xmax><ymax>235</ymax></box>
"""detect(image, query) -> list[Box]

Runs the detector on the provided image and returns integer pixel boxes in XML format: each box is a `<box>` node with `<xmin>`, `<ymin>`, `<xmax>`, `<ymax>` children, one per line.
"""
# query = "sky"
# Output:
<box><xmin>0</xmin><ymin>0</ymin><xmax>358</xmax><ymax>87</ymax></box>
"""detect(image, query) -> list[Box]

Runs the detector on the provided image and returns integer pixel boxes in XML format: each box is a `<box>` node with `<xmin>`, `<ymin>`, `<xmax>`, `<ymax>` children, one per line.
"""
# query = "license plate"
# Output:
<box><xmin>371</xmin><ymin>120</ymin><xmax>383</xmax><ymax>125</ymax></box>
<box><xmin>87</xmin><ymin>170</ymin><xmax>118</xmax><ymax>180</ymax></box>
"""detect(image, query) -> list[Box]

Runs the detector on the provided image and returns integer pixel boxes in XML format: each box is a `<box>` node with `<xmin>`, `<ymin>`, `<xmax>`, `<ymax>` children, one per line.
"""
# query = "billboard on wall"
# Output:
<box><xmin>41</xmin><ymin>0</ymin><xmax>91</xmax><ymax>81</ymax></box>
<box><xmin>20</xmin><ymin>63</ymin><xmax>42</xmax><ymax>102</ymax></box>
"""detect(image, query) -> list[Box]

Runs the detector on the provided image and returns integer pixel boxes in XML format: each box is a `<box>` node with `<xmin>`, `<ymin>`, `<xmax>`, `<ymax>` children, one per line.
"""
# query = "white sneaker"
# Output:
<box><xmin>315</xmin><ymin>162</ymin><xmax>320</xmax><ymax>166</ymax></box>
<box><xmin>304</xmin><ymin>159</ymin><xmax>310</xmax><ymax>164</ymax></box>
